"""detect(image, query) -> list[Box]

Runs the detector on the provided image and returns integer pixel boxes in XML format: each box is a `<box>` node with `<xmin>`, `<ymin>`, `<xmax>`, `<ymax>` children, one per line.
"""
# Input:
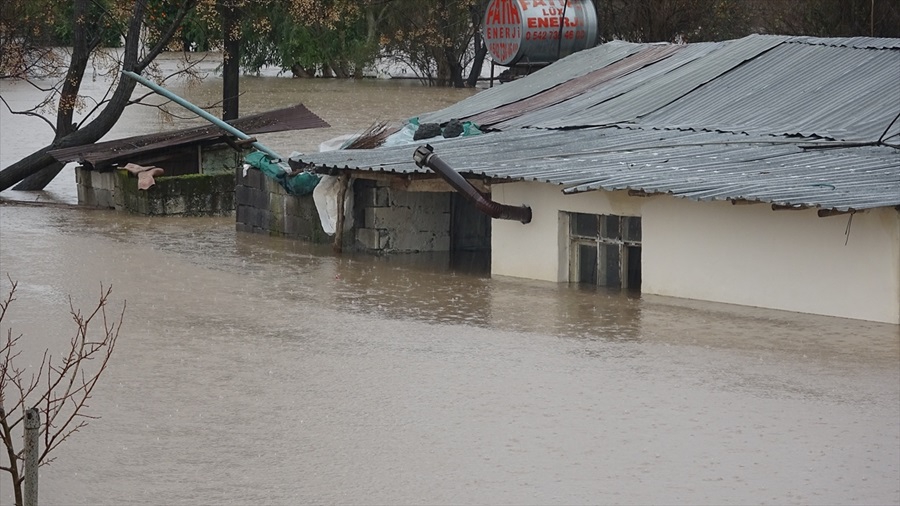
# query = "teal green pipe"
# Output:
<box><xmin>121</xmin><ymin>70</ymin><xmax>285</xmax><ymax>162</ymax></box>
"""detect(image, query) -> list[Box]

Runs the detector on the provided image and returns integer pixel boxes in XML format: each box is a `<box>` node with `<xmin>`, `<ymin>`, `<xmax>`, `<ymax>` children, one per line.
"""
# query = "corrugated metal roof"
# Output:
<box><xmin>493</xmin><ymin>41</ymin><xmax>723</xmax><ymax>130</ymax></box>
<box><xmin>417</xmin><ymin>40</ymin><xmax>644</xmax><ymax>124</ymax></box>
<box><xmin>522</xmin><ymin>34</ymin><xmax>790</xmax><ymax>129</ymax></box>
<box><xmin>786</xmin><ymin>36</ymin><xmax>900</xmax><ymax>49</ymax></box>
<box><xmin>420</xmin><ymin>34</ymin><xmax>899</xmax><ymax>142</ymax></box>
<box><xmin>299</xmin><ymin>34</ymin><xmax>900</xmax><ymax>212</ymax></box>
<box><xmin>468</xmin><ymin>45</ymin><xmax>684</xmax><ymax>127</ymax></box>
<box><xmin>637</xmin><ymin>42</ymin><xmax>900</xmax><ymax>141</ymax></box>
<box><xmin>298</xmin><ymin>127</ymin><xmax>900</xmax><ymax>212</ymax></box>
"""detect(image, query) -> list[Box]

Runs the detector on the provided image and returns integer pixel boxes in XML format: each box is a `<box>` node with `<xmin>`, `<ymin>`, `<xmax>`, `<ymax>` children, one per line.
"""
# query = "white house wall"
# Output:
<box><xmin>491</xmin><ymin>181</ymin><xmax>900</xmax><ymax>324</ymax></box>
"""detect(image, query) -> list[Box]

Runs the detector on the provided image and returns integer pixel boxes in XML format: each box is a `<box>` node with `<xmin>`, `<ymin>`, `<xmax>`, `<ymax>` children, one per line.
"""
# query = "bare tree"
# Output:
<box><xmin>0</xmin><ymin>0</ymin><xmax>199</xmax><ymax>192</ymax></box>
<box><xmin>0</xmin><ymin>277</ymin><xmax>125</xmax><ymax>506</ymax></box>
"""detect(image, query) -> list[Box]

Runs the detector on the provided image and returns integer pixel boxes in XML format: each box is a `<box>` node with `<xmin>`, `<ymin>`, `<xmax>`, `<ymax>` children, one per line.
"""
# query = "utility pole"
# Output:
<box><xmin>24</xmin><ymin>408</ymin><xmax>39</xmax><ymax>506</ymax></box>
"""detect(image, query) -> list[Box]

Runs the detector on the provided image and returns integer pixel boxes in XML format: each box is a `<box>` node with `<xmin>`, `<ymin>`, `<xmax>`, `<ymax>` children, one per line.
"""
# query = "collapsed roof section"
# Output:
<box><xmin>49</xmin><ymin>104</ymin><xmax>329</xmax><ymax>171</ymax></box>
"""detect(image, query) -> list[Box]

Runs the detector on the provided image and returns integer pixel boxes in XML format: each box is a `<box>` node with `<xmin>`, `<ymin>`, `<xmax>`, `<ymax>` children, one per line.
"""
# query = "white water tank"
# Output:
<box><xmin>483</xmin><ymin>0</ymin><xmax>598</xmax><ymax>66</ymax></box>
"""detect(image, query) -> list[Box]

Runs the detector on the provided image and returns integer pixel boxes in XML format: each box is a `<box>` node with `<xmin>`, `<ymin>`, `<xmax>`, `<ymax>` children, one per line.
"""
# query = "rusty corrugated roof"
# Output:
<box><xmin>49</xmin><ymin>103</ymin><xmax>329</xmax><ymax>170</ymax></box>
<box><xmin>469</xmin><ymin>45</ymin><xmax>684</xmax><ymax>127</ymax></box>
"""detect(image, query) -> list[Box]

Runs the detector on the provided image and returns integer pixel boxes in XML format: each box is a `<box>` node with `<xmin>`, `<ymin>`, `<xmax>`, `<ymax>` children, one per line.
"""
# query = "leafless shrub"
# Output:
<box><xmin>0</xmin><ymin>276</ymin><xmax>125</xmax><ymax>506</ymax></box>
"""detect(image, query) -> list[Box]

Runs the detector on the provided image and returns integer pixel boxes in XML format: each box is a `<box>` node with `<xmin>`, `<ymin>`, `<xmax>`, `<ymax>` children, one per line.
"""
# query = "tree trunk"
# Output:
<box><xmin>13</xmin><ymin>0</ymin><xmax>95</xmax><ymax>191</ymax></box>
<box><xmin>2</xmin><ymin>75</ymin><xmax>138</xmax><ymax>192</ymax></box>
<box><xmin>222</xmin><ymin>3</ymin><xmax>240</xmax><ymax>121</ymax></box>
<box><xmin>467</xmin><ymin>2</ymin><xmax>488</xmax><ymax>87</ymax></box>
<box><xmin>467</xmin><ymin>38</ymin><xmax>487</xmax><ymax>88</ymax></box>
<box><xmin>12</xmin><ymin>161</ymin><xmax>66</xmax><ymax>191</ymax></box>
<box><xmin>0</xmin><ymin>0</ymin><xmax>196</xmax><ymax>193</ymax></box>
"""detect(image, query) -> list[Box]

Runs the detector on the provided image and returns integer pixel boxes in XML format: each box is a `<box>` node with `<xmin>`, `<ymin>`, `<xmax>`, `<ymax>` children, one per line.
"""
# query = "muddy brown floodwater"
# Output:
<box><xmin>1</xmin><ymin>52</ymin><xmax>898</xmax><ymax>505</ymax></box>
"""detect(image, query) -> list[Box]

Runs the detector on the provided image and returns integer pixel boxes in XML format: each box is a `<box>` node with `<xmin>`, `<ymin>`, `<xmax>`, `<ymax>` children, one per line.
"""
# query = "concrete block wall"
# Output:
<box><xmin>76</xmin><ymin>166</ymin><xmax>235</xmax><ymax>216</ymax></box>
<box><xmin>235</xmin><ymin>166</ymin><xmax>330</xmax><ymax>243</ymax></box>
<box><xmin>75</xmin><ymin>168</ymin><xmax>117</xmax><ymax>209</ymax></box>
<box><xmin>115</xmin><ymin>170</ymin><xmax>235</xmax><ymax>216</ymax></box>
<box><xmin>355</xmin><ymin>180</ymin><xmax>452</xmax><ymax>253</ymax></box>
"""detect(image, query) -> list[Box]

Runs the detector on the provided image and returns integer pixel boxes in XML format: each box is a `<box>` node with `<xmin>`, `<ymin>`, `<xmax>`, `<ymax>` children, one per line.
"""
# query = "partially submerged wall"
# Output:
<box><xmin>354</xmin><ymin>179</ymin><xmax>492</xmax><ymax>253</ymax></box>
<box><xmin>116</xmin><ymin>170</ymin><xmax>235</xmax><ymax>216</ymax></box>
<box><xmin>641</xmin><ymin>198</ymin><xmax>900</xmax><ymax>325</ymax></box>
<box><xmin>235</xmin><ymin>166</ymin><xmax>330</xmax><ymax>243</ymax></box>
<box><xmin>76</xmin><ymin>169</ymin><xmax>117</xmax><ymax>209</ymax></box>
<box><xmin>491</xmin><ymin>181</ymin><xmax>900</xmax><ymax>324</ymax></box>
<box><xmin>75</xmin><ymin>167</ymin><xmax>235</xmax><ymax>216</ymax></box>
<box><xmin>234</xmin><ymin>172</ymin><xmax>491</xmax><ymax>254</ymax></box>
<box><xmin>355</xmin><ymin>179</ymin><xmax>452</xmax><ymax>252</ymax></box>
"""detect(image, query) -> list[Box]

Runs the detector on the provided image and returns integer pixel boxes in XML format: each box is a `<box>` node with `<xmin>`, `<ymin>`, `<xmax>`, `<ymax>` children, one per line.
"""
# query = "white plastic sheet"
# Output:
<box><xmin>312</xmin><ymin>175</ymin><xmax>353</xmax><ymax>235</ymax></box>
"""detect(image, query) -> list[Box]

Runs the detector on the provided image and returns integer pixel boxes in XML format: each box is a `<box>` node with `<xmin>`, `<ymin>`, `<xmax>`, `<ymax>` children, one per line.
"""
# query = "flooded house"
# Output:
<box><xmin>244</xmin><ymin>34</ymin><xmax>900</xmax><ymax>324</ymax></box>
<box><xmin>50</xmin><ymin>104</ymin><xmax>327</xmax><ymax>215</ymax></box>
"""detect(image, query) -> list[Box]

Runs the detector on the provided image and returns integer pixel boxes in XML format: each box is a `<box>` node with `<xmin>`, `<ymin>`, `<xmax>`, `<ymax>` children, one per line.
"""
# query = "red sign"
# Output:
<box><xmin>484</xmin><ymin>0</ymin><xmax>523</xmax><ymax>65</ymax></box>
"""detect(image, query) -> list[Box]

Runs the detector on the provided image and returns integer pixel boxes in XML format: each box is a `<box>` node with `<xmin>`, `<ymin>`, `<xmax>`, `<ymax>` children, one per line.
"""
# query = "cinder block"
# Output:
<box><xmin>357</xmin><ymin>228</ymin><xmax>386</xmax><ymax>250</ymax></box>
<box><xmin>367</xmin><ymin>206</ymin><xmax>414</xmax><ymax>228</ymax></box>
<box><xmin>387</xmin><ymin>230</ymin><xmax>450</xmax><ymax>252</ymax></box>
<box><xmin>257</xmin><ymin>210</ymin><xmax>272</xmax><ymax>230</ymax></box>
<box><xmin>235</xmin><ymin>185</ymin><xmax>252</xmax><ymax>206</ymax></box>
<box><xmin>250</xmin><ymin>188</ymin><xmax>268</xmax><ymax>209</ymax></box>
<box><xmin>82</xmin><ymin>187</ymin><xmax>96</xmax><ymax>207</ymax></box>
<box><xmin>283</xmin><ymin>194</ymin><xmax>298</xmax><ymax>217</ymax></box>
<box><xmin>236</xmin><ymin>204</ymin><xmax>249</xmax><ymax>224</ymax></box>
<box><xmin>96</xmin><ymin>189</ymin><xmax>112</xmax><ymax>209</ymax></box>
<box><xmin>263</xmin><ymin>175</ymin><xmax>282</xmax><ymax>194</ymax></box>
<box><xmin>270</xmin><ymin>191</ymin><xmax>285</xmax><ymax>216</ymax></box>
<box><xmin>164</xmin><ymin>195</ymin><xmax>187</xmax><ymax>215</ymax></box>
<box><xmin>246</xmin><ymin>167</ymin><xmax>264</xmax><ymax>189</ymax></box>
<box><xmin>389</xmin><ymin>190</ymin><xmax>449</xmax><ymax>209</ymax></box>
<box><xmin>363</xmin><ymin>186</ymin><xmax>390</xmax><ymax>207</ymax></box>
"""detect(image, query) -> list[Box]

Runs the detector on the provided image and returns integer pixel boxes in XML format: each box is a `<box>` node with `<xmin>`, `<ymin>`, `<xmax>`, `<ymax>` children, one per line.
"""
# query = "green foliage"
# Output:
<box><xmin>596</xmin><ymin>0</ymin><xmax>899</xmax><ymax>43</ymax></box>
<box><xmin>238</xmin><ymin>1</ymin><xmax>376</xmax><ymax>77</ymax></box>
<box><xmin>379</xmin><ymin>0</ymin><xmax>482</xmax><ymax>86</ymax></box>
<box><xmin>0</xmin><ymin>0</ymin><xmax>123</xmax><ymax>50</ymax></box>
<box><xmin>54</xmin><ymin>0</ymin><xmax>124</xmax><ymax>47</ymax></box>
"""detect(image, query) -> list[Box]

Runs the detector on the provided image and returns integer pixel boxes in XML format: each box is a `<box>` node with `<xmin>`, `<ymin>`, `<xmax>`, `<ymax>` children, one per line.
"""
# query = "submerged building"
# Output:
<box><xmin>271</xmin><ymin>34</ymin><xmax>899</xmax><ymax>324</ymax></box>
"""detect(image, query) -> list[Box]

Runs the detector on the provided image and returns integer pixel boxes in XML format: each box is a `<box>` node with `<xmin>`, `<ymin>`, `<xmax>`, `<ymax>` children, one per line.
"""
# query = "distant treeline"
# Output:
<box><xmin>597</xmin><ymin>0</ymin><xmax>900</xmax><ymax>42</ymax></box>
<box><xmin>2</xmin><ymin>0</ymin><xmax>897</xmax><ymax>88</ymax></box>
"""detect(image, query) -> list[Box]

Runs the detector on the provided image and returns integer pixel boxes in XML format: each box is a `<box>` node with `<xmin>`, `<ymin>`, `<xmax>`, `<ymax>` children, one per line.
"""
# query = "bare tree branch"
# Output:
<box><xmin>1</xmin><ymin>277</ymin><xmax>124</xmax><ymax>503</ymax></box>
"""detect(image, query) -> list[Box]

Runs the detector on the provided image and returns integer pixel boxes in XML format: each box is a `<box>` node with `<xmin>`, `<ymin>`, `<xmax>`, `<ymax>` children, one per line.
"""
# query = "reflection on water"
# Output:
<box><xmin>7</xmin><ymin>203</ymin><xmax>898</xmax><ymax>363</ymax></box>
<box><xmin>1</xmin><ymin>59</ymin><xmax>899</xmax><ymax>506</ymax></box>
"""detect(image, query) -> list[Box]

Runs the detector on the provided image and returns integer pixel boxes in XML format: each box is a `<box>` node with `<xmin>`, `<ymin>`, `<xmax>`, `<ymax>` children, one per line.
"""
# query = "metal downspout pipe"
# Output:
<box><xmin>413</xmin><ymin>144</ymin><xmax>532</xmax><ymax>224</ymax></box>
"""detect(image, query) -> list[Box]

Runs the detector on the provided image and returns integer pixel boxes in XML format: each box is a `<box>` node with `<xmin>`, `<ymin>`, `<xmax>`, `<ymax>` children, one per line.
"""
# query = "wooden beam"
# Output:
<box><xmin>332</xmin><ymin>174</ymin><xmax>350</xmax><ymax>253</ymax></box>
<box><xmin>771</xmin><ymin>203</ymin><xmax>807</xmax><ymax>211</ymax></box>
<box><xmin>817</xmin><ymin>208</ymin><xmax>855</xmax><ymax>218</ymax></box>
<box><xmin>342</xmin><ymin>171</ymin><xmax>489</xmax><ymax>193</ymax></box>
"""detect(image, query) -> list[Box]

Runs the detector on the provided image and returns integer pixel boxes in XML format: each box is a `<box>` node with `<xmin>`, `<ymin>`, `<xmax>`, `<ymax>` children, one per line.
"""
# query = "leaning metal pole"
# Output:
<box><xmin>413</xmin><ymin>144</ymin><xmax>531</xmax><ymax>224</ymax></box>
<box><xmin>121</xmin><ymin>70</ymin><xmax>285</xmax><ymax>162</ymax></box>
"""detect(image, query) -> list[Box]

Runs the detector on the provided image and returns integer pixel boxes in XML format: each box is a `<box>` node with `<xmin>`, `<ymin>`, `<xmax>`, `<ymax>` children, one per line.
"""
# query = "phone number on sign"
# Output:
<box><xmin>525</xmin><ymin>29</ymin><xmax>586</xmax><ymax>41</ymax></box>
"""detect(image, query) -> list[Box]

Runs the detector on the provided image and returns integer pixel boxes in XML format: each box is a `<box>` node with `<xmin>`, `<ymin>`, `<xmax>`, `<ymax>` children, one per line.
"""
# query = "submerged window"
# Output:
<box><xmin>569</xmin><ymin>213</ymin><xmax>641</xmax><ymax>289</ymax></box>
